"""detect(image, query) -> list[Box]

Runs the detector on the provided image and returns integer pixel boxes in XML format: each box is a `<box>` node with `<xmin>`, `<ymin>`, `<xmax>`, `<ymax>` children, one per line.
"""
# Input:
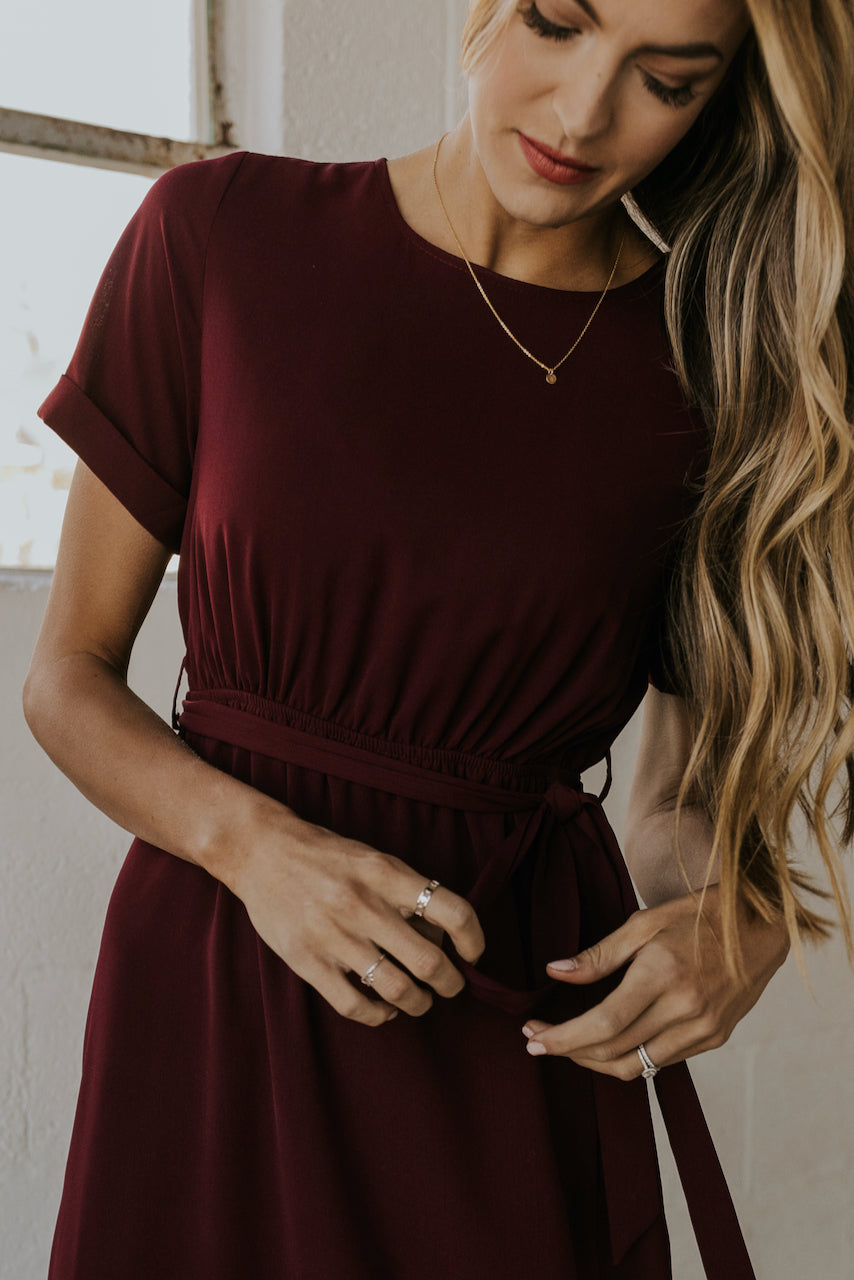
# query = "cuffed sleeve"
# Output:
<box><xmin>38</xmin><ymin>151</ymin><xmax>247</xmax><ymax>553</ymax></box>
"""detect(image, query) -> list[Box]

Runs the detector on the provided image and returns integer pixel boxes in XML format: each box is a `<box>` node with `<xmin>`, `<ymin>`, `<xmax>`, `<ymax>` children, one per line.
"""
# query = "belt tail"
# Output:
<box><xmin>592</xmin><ymin>1070</ymin><xmax>665</xmax><ymax>1265</ymax></box>
<box><xmin>655</xmin><ymin>1067</ymin><xmax>756</xmax><ymax>1280</ymax></box>
<box><xmin>579</xmin><ymin>803</ymin><xmax>755</xmax><ymax>1277</ymax></box>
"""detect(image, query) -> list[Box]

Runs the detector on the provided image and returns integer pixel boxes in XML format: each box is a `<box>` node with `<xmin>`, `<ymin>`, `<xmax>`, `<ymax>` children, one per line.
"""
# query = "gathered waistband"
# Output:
<box><xmin>175</xmin><ymin>685</ymin><xmax>611</xmax><ymax>802</ymax></box>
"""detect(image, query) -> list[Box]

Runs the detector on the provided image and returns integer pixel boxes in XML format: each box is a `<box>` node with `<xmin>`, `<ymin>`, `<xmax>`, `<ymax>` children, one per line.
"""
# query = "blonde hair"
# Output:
<box><xmin>462</xmin><ymin>0</ymin><xmax>854</xmax><ymax>974</ymax></box>
<box><xmin>461</xmin><ymin>0</ymin><xmax>517</xmax><ymax>70</ymax></box>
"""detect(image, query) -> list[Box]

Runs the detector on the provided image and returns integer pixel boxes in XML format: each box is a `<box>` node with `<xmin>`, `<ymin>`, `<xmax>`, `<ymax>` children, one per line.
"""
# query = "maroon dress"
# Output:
<box><xmin>39</xmin><ymin>151</ymin><xmax>754</xmax><ymax>1279</ymax></box>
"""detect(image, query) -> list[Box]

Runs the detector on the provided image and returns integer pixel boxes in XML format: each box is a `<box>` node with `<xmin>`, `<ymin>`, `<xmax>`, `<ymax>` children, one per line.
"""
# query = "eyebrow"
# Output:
<box><xmin>572</xmin><ymin>0</ymin><xmax>725</xmax><ymax>61</ymax></box>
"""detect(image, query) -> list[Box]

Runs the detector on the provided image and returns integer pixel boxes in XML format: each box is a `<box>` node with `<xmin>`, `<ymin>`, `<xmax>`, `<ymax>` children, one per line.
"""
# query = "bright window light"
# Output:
<box><xmin>1</xmin><ymin>0</ymin><xmax>195</xmax><ymax>140</ymax></box>
<box><xmin>0</xmin><ymin>152</ymin><xmax>152</xmax><ymax>567</ymax></box>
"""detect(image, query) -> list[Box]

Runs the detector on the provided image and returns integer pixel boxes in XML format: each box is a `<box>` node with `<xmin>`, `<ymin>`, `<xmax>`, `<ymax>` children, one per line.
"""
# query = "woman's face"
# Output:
<box><xmin>467</xmin><ymin>0</ymin><xmax>752</xmax><ymax>229</ymax></box>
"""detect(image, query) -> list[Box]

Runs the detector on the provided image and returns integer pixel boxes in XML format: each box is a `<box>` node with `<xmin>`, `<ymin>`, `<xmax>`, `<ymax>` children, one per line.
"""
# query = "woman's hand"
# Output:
<box><xmin>226</xmin><ymin>802</ymin><xmax>486</xmax><ymax>1028</ymax></box>
<box><xmin>520</xmin><ymin>886</ymin><xmax>790</xmax><ymax>1078</ymax></box>
<box><xmin>24</xmin><ymin>463</ymin><xmax>485</xmax><ymax>1033</ymax></box>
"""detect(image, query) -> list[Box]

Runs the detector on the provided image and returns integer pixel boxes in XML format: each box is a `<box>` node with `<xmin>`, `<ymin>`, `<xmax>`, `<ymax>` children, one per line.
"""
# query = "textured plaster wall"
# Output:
<box><xmin>2</xmin><ymin>1</ymin><xmax>854</xmax><ymax>1277</ymax></box>
<box><xmin>0</xmin><ymin>574</ymin><xmax>184</xmax><ymax>1277</ymax></box>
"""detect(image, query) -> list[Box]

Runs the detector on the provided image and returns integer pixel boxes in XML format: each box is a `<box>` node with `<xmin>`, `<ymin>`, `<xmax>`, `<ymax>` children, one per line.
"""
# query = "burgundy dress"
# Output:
<box><xmin>39</xmin><ymin>151</ymin><xmax>753</xmax><ymax>1279</ymax></box>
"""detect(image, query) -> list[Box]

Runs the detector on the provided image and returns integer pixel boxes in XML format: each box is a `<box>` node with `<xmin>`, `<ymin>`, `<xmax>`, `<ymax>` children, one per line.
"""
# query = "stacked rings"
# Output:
<box><xmin>637</xmin><ymin>1043</ymin><xmax>659</xmax><ymax>1079</ymax></box>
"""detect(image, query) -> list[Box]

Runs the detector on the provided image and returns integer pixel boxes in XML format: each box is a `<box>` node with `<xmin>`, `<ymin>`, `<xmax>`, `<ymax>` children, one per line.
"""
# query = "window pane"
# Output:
<box><xmin>1</xmin><ymin>0</ymin><xmax>196</xmax><ymax>141</ymax></box>
<box><xmin>0</xmin><ymin>152</ymin><xmax>151</xmax><ymax>568</ymax></box>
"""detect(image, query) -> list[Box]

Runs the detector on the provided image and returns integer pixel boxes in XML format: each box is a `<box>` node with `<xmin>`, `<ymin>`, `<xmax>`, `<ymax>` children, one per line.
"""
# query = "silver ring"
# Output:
<box><xmin>360</xmin><ymin>953</ymin><xmax>389</xmax><ymax>987</ymax></box>
<box><xmin>637</xmin><ymin>1043</ymin><xmax>659</xmax><ymax>1079</ymax></box>
<box><xmin>413</xmin><ymin>879</ymin><xmax>440</xmax><ymax>918</ymax></box>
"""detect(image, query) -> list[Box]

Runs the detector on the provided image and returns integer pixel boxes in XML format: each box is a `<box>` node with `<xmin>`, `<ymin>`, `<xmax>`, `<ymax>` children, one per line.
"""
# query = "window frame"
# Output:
<box><xmin>0</xmin><ymin>0</ymin><xmax>236</xmax><ymax>177</ymax></box>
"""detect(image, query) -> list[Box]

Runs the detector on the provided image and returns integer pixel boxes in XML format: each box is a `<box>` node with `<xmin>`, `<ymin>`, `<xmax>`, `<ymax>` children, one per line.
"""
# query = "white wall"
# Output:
<box><xmin>2</xmin><ymin>2</ymin><xmax>854</xmax><ymax>1276</ymax></box>
<box><xmin>0</xmin><ymin>573</ymin><xmax>183</xmax><ymax>1277</ymax></box>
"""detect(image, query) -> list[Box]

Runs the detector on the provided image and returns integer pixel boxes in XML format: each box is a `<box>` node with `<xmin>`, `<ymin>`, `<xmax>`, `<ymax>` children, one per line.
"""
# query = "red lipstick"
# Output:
<box><xmin>518</xmin><ymin>133</ymin><xmax>598</xmax><ymax>186</ymax></box>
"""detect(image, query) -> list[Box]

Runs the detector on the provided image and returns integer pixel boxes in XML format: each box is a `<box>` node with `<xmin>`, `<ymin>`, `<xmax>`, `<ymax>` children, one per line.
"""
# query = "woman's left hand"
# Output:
<box><xmin>521</xmin><ymin>886</ymin><xmax>790</xmax><ymax>1078</ymax></box>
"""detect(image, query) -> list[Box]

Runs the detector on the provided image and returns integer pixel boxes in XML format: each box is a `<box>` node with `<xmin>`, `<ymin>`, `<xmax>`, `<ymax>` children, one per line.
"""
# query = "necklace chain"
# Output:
<box><xmin>431</xmin><ymin>133</ymin><xmax>624</xmax><ymax>386</ymax></box>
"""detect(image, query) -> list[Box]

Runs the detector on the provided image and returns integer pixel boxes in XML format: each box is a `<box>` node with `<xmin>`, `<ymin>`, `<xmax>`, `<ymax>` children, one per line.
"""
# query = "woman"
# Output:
<box><xmin>24</xmin><ymin>0</ymin><xmax>854</xmax><ymax>1276</ymax></box>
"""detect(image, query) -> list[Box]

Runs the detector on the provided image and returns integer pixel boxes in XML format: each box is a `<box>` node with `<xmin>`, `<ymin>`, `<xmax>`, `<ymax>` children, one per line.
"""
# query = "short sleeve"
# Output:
<box><xmin>37</xmin><ymin>151</ymin><xmax>247</xmax><ymax>553</ymax></box>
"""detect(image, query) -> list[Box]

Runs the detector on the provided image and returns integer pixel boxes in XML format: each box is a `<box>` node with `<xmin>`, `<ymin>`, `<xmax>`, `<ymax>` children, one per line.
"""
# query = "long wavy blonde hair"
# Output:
<box><xmin>462</xmin><ymin>0</ymin><xmax>854</xmax><ymax>975</ymax></box>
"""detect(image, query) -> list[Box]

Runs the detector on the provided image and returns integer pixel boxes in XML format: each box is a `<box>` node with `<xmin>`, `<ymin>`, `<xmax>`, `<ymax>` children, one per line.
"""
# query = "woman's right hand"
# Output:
<box><xmin>225</xmin><ymin>801</ymin><xmax>487</xmax><ymax>1026</ymax></box>
<box><xmin>25</xmin><ymin>462</ymin><xmax>483</xmax><ymax>1028</ymax></box>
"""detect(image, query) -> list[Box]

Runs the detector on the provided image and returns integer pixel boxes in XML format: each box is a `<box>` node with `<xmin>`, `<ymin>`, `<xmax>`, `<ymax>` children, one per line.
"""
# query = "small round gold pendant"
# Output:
<box><xmin>546</xmin><ymin>371</ymin><xmax>557</xmax><ymax>386</ymax></box>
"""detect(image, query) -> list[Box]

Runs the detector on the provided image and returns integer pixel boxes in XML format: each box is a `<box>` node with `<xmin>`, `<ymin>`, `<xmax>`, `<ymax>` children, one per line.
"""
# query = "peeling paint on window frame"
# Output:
<box><xmin>0</xmin><ymin>0</ymin><xmax>237</xmax><ymax>178</ymax></box>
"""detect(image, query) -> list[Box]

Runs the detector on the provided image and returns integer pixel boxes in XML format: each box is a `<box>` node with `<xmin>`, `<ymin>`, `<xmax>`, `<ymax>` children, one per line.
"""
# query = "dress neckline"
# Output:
<box><xmin>375</xmin><ymin>156</ymin><xmax>667</xmax><ymax>302</ymax></box>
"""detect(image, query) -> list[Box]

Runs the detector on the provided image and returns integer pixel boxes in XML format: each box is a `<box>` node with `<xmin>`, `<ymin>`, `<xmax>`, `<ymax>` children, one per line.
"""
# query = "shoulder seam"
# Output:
<box><xmin>193</xmin><ymin>151</ymin><xmax>250</xmax><ymax>444</ymax></box>
<box><xmin>200</xmin><ymin>150</ymin><xmax>250</xmax><ymax>306</ymax></box>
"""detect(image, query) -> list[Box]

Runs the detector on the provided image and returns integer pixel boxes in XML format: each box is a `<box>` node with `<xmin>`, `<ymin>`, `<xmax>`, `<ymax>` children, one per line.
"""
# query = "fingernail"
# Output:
<box><xmin>522</xmin><ymin>1024</ymin><xmax>535</xmax><ymax>1039</ymax></box>
<box><xmin>548</xmin><ymin>958</ymin><xmax>578</xmax><ymax>972</ymax></box>
<box><xmin>387</xmin><ymin>1010</ymin><xmax>399</xmax><ymax>1021</ymax></box>
<box><xmin>526</xmin><ymin>1040</ymin><xmax>547</xmax><ymax>1056</ymax></box>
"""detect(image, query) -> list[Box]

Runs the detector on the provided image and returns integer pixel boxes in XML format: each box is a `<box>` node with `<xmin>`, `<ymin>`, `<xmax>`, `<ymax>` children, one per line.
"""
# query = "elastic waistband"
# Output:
<box><xmin>177</xmin><ymin>687</ymin><xmax>611</xmax><ymax>807</ymax></box>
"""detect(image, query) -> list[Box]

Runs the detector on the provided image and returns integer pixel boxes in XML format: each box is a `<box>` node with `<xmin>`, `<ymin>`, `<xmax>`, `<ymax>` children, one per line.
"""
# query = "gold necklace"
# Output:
<box><xmin>432</xmin><ymin>133</ymin><xmax>624</xmax><ymax>386</ymax></box>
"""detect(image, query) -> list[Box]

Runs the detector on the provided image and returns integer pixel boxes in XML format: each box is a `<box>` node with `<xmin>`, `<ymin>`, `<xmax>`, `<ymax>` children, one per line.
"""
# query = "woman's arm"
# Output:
<box><xmin>623</xmin><ymin>683</ymin><xmax>719</xmax><ymax>906</ymax></box>
<box><xmin>23</xmin><ymin>462</ymin><xmax>484</xmax><ymax>1025</ymax></box>
<box><xmin>23</xmin><ymin>462</ymin><xmax>279</xmax><ymax>879</ymax></box>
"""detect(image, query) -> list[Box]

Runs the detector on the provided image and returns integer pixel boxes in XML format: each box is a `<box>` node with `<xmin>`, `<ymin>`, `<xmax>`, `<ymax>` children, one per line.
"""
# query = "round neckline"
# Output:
<box><xmin>375</xmin><ymin>156</ymin><xmax>666</xmax><ymax>301</ymax></box>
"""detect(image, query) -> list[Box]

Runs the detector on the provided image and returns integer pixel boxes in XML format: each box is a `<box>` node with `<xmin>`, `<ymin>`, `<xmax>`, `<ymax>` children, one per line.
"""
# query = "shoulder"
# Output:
<box><xmin>174</xmin><ymin>151</ymin><xmax>389</xmax><ymax>254</ymax></box>
<box><xmin>126</xmin><ymin>150</ymin><xmax>378</xmax><ymax>271</ymax></box>
<box><xmin>130</xmin><ymin>149</ymin><xmax>378</xmax><ymax>252</ymax></box>
<box><xmin>139</xmin><ymin>150</ymin><xmax>251</xmax><ymax>239</ymax></box>
<box><xmin>185</xmin><ymin>150</ymin><xmax>385</xmax><ymax>218</ymax></box>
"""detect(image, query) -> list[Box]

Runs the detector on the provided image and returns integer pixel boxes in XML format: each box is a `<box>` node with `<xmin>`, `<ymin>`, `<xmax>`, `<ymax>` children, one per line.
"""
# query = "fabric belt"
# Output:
<box><xmin>176</xmin><ymin>689</ymin><xmax>755</xmax><ymax>1279</ymax></box>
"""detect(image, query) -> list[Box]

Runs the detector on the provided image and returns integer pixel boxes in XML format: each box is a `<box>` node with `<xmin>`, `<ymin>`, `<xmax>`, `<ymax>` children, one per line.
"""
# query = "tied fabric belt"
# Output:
<box><xmin>177</xmin><ymin>691</ymin><xmax>755</xmax><ymax>1280</ymax></box>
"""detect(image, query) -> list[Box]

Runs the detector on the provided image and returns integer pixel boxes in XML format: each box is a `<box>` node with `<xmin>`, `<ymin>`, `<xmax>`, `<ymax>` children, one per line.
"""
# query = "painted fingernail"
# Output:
<box><xmin>522</xmin><ymin>1024</ymin><xmax>535</xmax><ymax>1039</ymax></box>
<box><xmin>526</xmin><ymin>1040</ymin><xmax>547</xmax><ymax>1056</ymax></box>
<box><xmin>548</xmin><ymin>958</ymin><xmax>578</xmax><ymax>972</ymax></box>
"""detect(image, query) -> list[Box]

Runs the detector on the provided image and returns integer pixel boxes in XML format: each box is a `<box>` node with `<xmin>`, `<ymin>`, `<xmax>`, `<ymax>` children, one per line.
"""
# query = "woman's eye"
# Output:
<box><xmin>521</xmin><ymin>2</ymin><xmax>579</xmax><ymax>43</ymax></box>
<box><xmin>521</xmin><ymin>3</ymin><xmax>698</xmax><ymax>109</ymax></box>
<box><xmin>641</xmin><ymin>71</ymin><xmax>698</xmax><ymax>109</ymax></box>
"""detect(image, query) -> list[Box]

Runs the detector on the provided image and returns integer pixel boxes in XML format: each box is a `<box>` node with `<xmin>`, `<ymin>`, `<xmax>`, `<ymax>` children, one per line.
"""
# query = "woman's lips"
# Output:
<box><xmin>518</xmin><ymin>133</ymin><xmax>599</xmax><ymax>186</ymax></box>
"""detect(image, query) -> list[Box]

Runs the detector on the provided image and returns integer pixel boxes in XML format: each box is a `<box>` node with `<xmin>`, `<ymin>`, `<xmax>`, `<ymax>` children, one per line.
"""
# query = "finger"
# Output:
<box><xmin>353</xmin><ymin>948</ymin><xmax>434</xmax><ymax>1018</ymax></box>
<box><xmin>527</xmin><ymin>1001</ymin><xmax>670</xmax><ymax>1064</ymax></box>
<box><xmin>530</xmin><ymin>998</ymin><xmax>731</xmax><ymax>1076</ymax></box>
<box><xmin>543</xmin><ymin>909</ymin><xmax>660</xmax><ymax>985</ymax></box>
<box><xmin>522</xmin><ymin>1020</ymin><xmax>552</xmax><ymax>1039</ymax></box>
<box><xmin>311</xmin><ymin>961</ymin><xmax>401</xmax><ymax>1027</ymax></box>
<box><xmin>407</xmin><ymin>916</ymin><xmax>445</xmax><ymax>949</ymax></box>
<box><xmin>523</xmin><ymin>957</ymin><xmax>663</xmax><ymax>1057</ymax></box>
<box><xmin>411</xmin><ymin>885</ymin><xmax>485</xmax><ymax>962</ymax></box>
<box><xmin>569</xmin><ymin>1042</ymin><xmax>672</xmax><ymax>1082</ymax></box>
<box><xmin>526</xmin><ymin>974</ymin><xmax>717</xmax><ymax>1062</ymax></box>
<box><xmin>377</xmin><ymin>917</ymin><xmax>466</xmax><ymax>999</ymax></box>
<box><xmin>382</xmin><ymin>860</ymin><xmax>485</xmax><ymax>963</ymax></box>
<box><xmin>572</xmin><ymin>1020</ymin><xmax>724</xmax><ymax>1081</ymax></box>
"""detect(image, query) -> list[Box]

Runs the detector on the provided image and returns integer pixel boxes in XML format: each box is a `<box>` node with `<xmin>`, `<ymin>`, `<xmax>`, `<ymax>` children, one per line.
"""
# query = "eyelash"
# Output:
<box><xmin>520</xmin><ymin>3</ymin><xmax>699</xmax><ymax>110</ymax></box>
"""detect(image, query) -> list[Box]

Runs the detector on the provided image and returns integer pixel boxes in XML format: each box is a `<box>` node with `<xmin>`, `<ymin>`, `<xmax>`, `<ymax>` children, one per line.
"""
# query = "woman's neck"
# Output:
<box><xmin>386</xmin><ymin>119</ymin><xmax>661</xmax><ymax>293</ymax></box>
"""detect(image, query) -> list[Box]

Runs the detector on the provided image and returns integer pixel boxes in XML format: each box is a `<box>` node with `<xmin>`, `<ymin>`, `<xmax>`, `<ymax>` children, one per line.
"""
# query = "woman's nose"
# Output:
<box><xmin>551</xmin><ymin>60</ymin><xmax>615</xmax><ymax>142</ymax></box>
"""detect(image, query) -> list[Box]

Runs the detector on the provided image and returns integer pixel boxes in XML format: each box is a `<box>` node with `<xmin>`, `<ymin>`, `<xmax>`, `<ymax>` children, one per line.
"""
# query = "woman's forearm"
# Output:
<box><xmin>24</xmin><ymin>647</ymin><xmax>488</xmax><ymax>1027</ymax></box>
<box><xmin>22</xmin><ymin>651</ymin><xmax>299</xmax><ymax>891</ymax></box>
<box><xmin>623</xmin><ymin>804</ymin><xmax>720</xmax><ymax>908</ymax></box>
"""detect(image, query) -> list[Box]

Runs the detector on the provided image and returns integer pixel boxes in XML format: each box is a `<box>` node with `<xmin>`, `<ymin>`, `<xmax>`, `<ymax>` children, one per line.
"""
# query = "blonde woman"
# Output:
<box><xmin>24</xmin><ymin>1</ymin><xmax>853</xmax><ymax>1277</ymax></box>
